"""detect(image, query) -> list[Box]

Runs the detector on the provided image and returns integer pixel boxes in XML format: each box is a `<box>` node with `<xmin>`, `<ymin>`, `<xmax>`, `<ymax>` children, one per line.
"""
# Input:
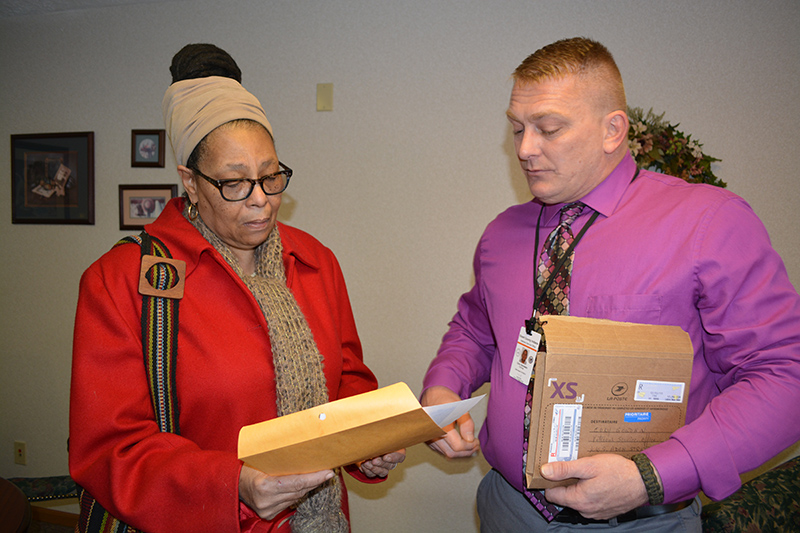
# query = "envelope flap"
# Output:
<box><xmin>540</xmin><ymin>316</ymin><xmax>693</xmax><ymax>359</ymax></box>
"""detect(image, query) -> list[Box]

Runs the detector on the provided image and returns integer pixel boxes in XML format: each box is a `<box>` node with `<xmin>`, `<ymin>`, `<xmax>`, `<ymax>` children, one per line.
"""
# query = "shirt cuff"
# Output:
<box><xmin>644</xmin><ymin>438</ymin><xmax>700</xmax><ymax>503</ymax></box>
<box><xmin>344</xmin><ymin>463</ymin><xmax>385</xmax><ymax>484</ymax></box>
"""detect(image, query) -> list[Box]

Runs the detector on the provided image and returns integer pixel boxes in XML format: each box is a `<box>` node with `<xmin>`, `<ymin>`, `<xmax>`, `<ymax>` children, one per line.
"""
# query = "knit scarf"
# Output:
<box><xmin>188</xmin><ymin>210</ymin><xmax>348</xmax><ymax>532</ymax></box>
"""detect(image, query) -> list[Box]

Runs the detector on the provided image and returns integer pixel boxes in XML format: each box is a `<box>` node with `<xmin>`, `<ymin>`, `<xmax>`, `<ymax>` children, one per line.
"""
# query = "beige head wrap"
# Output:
<box><xmin>162</xmin><ymin>76</ymin><xmax>273</xmax><ymax>166</ymax></box>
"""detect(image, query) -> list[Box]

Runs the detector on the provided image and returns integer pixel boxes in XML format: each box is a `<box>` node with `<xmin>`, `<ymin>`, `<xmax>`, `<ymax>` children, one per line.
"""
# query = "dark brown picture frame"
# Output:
<box><xmin>11</xmin><ymin>131</ymin><xmax>95</xmax><ymax>224</ymax></box>
<box><xmin>131</xmin><ymin>129</ymin><xmax>165</xmax><ymax>168</ymax></box>
<box><xmin>119</xmin><ymin>184</ymin><xmax>177</xmax><ymax>230</ymax></box>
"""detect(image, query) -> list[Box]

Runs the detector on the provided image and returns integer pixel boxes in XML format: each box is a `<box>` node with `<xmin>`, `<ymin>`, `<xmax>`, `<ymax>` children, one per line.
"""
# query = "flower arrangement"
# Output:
<box><xmin>627</xmin><ymin>106</ymin><xmax>726</xmax><ymax>188</ymax></box>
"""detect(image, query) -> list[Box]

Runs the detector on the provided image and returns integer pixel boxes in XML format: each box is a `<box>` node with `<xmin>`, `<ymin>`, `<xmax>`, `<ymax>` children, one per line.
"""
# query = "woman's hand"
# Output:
<box><xmin>358</xmin><ymin>449</ymin><xmax>406</xmax><ymax>478</ymax></box>
<box><xmin>239</xmin><ymin>465</ymin><xmax>335</xmax><ymax>520</ymax></box>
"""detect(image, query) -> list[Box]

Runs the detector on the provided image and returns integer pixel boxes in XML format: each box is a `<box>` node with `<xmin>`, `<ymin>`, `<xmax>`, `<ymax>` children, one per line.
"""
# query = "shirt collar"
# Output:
<box><xmin>536</xmin><ymin>152</ymin><xmax>638</xmax><ymax>223</ymax></box>
<box><xmin>580</xmin><ymin>152</ymin><xmax>638</xmax><ymax>218</ymax></box>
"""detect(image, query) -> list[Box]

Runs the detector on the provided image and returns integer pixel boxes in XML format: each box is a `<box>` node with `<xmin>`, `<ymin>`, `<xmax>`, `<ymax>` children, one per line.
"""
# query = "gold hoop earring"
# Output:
<box><xmin>188</xmin><ymin>202</ymin><xmax>199</xmax><ymax>221</ymax></box>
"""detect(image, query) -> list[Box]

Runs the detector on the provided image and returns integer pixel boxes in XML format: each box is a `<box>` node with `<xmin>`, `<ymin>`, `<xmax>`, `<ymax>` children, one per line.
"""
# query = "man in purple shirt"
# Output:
<box><xmin>422</xmin><ymin>37</ymin><xmax>800</xmax><ymax>531</ymax></box>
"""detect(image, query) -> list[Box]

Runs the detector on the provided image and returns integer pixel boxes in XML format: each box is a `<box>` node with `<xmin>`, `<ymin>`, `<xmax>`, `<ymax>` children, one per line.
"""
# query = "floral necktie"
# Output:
<box><xmin>522</xmin><ymin>202</ymin><xmax>585</xmax><ymax>521</ymax></box>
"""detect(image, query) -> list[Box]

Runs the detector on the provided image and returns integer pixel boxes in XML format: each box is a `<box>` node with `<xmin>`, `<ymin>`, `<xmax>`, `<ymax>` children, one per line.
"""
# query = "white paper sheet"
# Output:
<box><xmin>423</xmin><ymin>395</ymin><xmax>485</xmax><ymax>428</ymax></box>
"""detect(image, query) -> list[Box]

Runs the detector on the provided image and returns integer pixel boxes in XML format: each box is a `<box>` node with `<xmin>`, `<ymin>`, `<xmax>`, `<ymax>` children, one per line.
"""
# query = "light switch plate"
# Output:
<box><xmin>14</xmin><ymin>441</ymin><xmax>26</xmax><ymax>465</ymax></box>
<box><xmin>317</xmin><ymin>83</ymin><xmax>333</xmax><ymax>111</ymax></box>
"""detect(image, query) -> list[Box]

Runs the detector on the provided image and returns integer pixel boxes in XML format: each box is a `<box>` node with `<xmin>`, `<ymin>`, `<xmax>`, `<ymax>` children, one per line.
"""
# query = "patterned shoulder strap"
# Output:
<box><xmin>118</xmin><ymin>230</ymin><xmax>183</xmax><ymax>434</ymax></box>
<box><xmin>77</xmin><ymin>231</ymin><xmax>183</xmax><ymax>533</ymax></box>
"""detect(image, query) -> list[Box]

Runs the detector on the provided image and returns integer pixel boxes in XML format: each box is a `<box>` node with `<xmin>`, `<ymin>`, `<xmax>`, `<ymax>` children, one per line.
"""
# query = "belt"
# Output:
<box><xmin>552</xmin><ymin>499</ymin><xmax>693</xmax><ymax>525</ymax></box>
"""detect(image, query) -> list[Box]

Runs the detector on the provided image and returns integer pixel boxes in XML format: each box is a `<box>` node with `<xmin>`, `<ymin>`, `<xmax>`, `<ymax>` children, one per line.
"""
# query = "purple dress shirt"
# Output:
<box><xmin>423</xmin><ymin>153</ymin><xmax>800</xmax><ymax>504</ymax></box>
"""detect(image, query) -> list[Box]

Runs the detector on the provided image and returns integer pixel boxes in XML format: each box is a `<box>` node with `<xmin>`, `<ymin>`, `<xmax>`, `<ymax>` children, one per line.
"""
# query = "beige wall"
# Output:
<box><xmin>1</xmin><ymin>1</ymin><xmax>798</xmax><ymax>530</ymax></box>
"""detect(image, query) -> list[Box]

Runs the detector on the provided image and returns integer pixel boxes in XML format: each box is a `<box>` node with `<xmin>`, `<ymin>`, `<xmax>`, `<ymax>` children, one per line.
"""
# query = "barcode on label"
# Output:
<box><xmin>549</xmin><ymin>404</ymin><xmax>582</xmax><ymax>462</ymax></box>
<box><xmin>560</xmin><ymin>415</ymin><xmax>573</xmax><ymax>454</ymax></box>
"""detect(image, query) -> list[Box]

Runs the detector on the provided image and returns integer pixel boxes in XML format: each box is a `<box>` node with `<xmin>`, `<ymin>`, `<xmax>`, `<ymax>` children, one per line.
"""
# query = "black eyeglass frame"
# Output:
<box><xmin>190</xmin><ymin>161</ymin><xmax>292</xmax><ymax>201</ymax></box>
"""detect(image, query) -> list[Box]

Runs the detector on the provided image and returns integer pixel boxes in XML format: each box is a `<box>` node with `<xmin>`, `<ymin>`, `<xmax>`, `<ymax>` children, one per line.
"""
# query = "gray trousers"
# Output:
<box><xmin>477</xmin><ymin>469</ymin><xmax>701</xmax><ymax>532</ymax></box>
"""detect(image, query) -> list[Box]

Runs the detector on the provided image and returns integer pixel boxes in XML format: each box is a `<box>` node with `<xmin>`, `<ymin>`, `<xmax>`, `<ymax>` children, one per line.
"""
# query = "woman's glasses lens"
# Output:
<box><xmin>193</xmin><ymin>163</ymin><xmax>292</xmax><ymax>201</ymax></box>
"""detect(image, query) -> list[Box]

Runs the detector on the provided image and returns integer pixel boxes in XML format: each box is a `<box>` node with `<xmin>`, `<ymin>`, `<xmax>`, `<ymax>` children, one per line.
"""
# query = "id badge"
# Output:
<box><xmin>509</xmin><ymin>326</ymin><xmax>541</xmax><ymax>385</ymax></box>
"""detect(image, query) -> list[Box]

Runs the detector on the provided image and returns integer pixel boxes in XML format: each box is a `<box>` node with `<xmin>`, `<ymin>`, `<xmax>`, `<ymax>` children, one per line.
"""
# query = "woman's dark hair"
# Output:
<box><xmin>169</xmin><ymin>43</ymin><xmax>242</xmax><ymax>84</ymax></box>
<box><xmin>170</xmin><ymin>43</ymin><xmax>246</xmax><ymax>168</ymax></box>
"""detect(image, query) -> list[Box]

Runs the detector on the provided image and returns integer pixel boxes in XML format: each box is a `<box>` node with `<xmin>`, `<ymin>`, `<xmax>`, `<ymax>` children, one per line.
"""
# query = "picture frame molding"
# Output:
<box><xmin>118</xmin><ymin>183</ymin><xmax>178</xmax><ymax>230</ymax></box>
<box><xmin>131</xmin><ymin>129</ymin><xmax>166</xmax><ymax>168</ymax></box>
<box><xmin>11</xmin><ymin>131</ymin><xmax>95</xmax><ymax>225</ymax></box>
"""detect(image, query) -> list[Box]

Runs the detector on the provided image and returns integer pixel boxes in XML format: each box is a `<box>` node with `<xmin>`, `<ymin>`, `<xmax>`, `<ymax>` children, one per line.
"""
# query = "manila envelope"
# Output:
<box><xmin>525</xmin><ymin>316</ymin><xmax>693</xmax><ymax>489</ymax></box>
<box><xmin>239</xmin><ymin>382</ymin><xmax>474</xmax><ymax>476</ymax></box>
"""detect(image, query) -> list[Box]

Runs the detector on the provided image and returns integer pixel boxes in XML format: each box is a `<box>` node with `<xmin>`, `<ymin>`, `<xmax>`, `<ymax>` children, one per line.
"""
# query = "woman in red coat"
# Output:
<box><xmin>69</xmin><ymin>43</ymin><xmax>404</xmax><ymax>533</ymax></box>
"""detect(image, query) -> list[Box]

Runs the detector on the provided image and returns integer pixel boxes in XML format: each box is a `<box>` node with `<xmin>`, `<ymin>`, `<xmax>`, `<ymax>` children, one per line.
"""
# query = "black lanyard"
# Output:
<box><xmin>526</xmin><ymin>169</ymin><xmax>641</xmax><ymax>334</ymax></box>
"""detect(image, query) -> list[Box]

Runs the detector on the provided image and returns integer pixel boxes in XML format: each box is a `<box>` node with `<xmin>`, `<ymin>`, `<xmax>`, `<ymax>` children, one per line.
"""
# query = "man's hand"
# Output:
<box><xmin>420</xmin><ymin>386</ymin><xmax>480</xmax><ymax>458</ymax></box>
<box><xmin>541</xmin><ymin>454</ymin><xmax>649</xmax><ymax>520</ymax></box>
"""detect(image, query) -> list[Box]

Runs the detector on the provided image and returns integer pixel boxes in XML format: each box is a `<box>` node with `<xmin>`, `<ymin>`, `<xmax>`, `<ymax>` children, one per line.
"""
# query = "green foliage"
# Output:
<box><xmin>627</xmin><ymin>106</ymin><xmax>726</xmax><ymax>188</ymax></box>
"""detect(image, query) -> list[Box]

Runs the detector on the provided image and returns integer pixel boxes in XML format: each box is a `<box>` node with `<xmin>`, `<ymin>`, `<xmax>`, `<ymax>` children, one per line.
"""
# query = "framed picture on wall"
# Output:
<box><xmin>131</xmin><ymin>129</ymin><xmax>166</xmax><ymax>168</ymax></box>
<box><xmin>119</xmin><ymin>184</ymin><xmax>178</xmax><ymax>230</ymax></box>
<box><xmin>11</xmin><ymin>131</ymin><xmax>95</xmax><ymax>224</ymax></box>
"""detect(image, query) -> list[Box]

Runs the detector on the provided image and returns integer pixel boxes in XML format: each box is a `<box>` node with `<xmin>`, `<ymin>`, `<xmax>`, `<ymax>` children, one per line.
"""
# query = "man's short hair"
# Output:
<box><xmin>513</xmin><ymin>37</ymin><xmax>626</xmax><ymax>112</ymax></box>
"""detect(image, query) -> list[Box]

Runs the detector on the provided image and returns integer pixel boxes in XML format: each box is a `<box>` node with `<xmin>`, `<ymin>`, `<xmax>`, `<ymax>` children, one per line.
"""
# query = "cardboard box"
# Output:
<box><xmin>525</xmin><ymin>316</ymin><xmax>693</xmax><ymax>489</ymax></box>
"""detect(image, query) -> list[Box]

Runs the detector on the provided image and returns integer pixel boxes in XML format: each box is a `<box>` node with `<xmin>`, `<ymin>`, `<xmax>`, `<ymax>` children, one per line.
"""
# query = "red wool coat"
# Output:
<box><xmin>70</xmin><ymin>197</ymin><xmax>379</xmax><ymax>532</ymax></box>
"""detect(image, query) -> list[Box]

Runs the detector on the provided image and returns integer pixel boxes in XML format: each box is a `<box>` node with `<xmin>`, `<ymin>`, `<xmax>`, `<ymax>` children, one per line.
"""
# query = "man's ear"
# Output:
<box><xmin>178</xmin><ymin>165</ymin><xmax>198</xmax><ymax>203</ymax></box>
<box><xmin>603</xmin><ymin>110</ymin><xmax>630</xmax><ymax>154</ymax></box>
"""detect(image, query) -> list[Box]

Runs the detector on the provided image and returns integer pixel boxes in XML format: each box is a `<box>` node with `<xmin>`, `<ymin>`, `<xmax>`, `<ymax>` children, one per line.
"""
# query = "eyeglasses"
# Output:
<box><xmin>191</xmin><ymin>162</ymin><xmax>292</xmax><ymax>201</ymax></box>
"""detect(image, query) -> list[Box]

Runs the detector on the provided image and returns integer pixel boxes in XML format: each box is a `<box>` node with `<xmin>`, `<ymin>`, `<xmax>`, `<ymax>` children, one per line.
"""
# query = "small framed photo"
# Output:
<box><xmin>11</xmin><ymin>132</ymin><xmax>95</xmax><ymax>224</ymax></box>
<box><xmin>119</xmin><ymin>184</ymin><xmax>177</xmax><ymax>230</ymax></box>
<box><xmin>131</xmin><ymin>129</ymin><xmax>165</xmax><ymax>167</ymax></box>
